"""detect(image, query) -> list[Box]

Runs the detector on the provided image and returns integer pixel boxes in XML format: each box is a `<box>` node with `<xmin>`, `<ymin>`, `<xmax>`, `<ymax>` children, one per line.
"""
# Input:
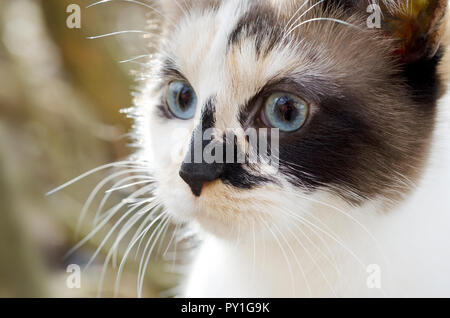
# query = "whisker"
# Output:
<box><xmin>110</xmin><ymin>206</ymin><xmax>153</xmax><ymax>269</ymax></box>
<box><xmin>257</xmin><ymin>215</ymin><xmax>296</xmax><ymax>296</ymax></box>
<box><xmin>272</xmin><ymin>221</ymin><xmax>312</xmax><ymax>297</ymax></box>
<box><xmin>114</xmin><ymin>212</ymin><xmax>165</xmax><ymax>295</ymax></box>
<box><xmin>137</xmin><ymin>216</ymin><xmax>170</xmax><ymax>297</ymax></box>
<box><xmin>283</xmin><ymin>0</ymin><xmax>315</xmax><ymax>35</ymax></box>
<box><xmin>87</xmin><ymin>0</ymin><xmax>177</xmax><ymax>25</ymax></box>
<box><xmin>163</xmin><ymin>222</ymin><xmax>180</xmax><ymax>258</ymax></box>
<box><xmin>292</xmin><ymin>191</ymin><xmax>390</xmax><ymax>267</ymax></box>
<box><xmin>45</xmin><ymin>160</ymin><xmax>146</xmax><ymax>195</ymax></box>
<box><xmin>277</xmin><ymin>209</ymin><xmax>338</xmax><ymax>295</ymax></box>
<box><xmin>284</xmin><ymin>0</ymin><xmax>325</xmax><ymax>39</ymax></box>
<box><xmin>105</xmin><ymin>179</ymin><xmax>153</xmax><ymax>193</ymax></box>
<box><xmin>169</xmin><ymin>223</ymin><xmax>182</xmax><ymax>271</ymax></box>
<box><xmin>87</xmin><ymin>30</ymin><xmax>153</xmax><ymax>40</ymax></box>
<box><xmin>84</xmin><ymin>199</ymin><xmax>154</xmax><ymax>272</ymax></box>
<box><xmin>94</xmin><ymin>174</ymin><xmax>153</xmax><ymax>225</ymax></box>
<box><xmin>172</xmin><ymin>0</ymin><xmax>189</xmax><ymax>20</ymax></box>
<box><xmin>119</xmin><ymin>54</ymin><xmax>152</xmax><ymax>64</ymax></box>
<box><xmin>96</xmin><ymin>209</ymin><xmax>150</xmax><ymax>297</ymax></box>
<box><xmin>156</xmin><ymin>219</ymin><xmax>171</xmax><ymax>255</ymax></box>
<box><xmin>109</xmin><ymin>200</ymin><xmax>159</xmax><ymax>272</ymax></box>
<box><xmin>294</xmin><ymin>211</ymin><xmax>342</xmax><ymax>276</ymax></box>
<box><xmin>78</xmin><ymin>168</ymin><xmax>149</xmax><ymax>235</ymax></box>
<box><xmin>285</xmin><ymin>18</ymin><xmax>362</xmax><ymax>40</ymax></box>
<box><xmin>281</xmin><ymin>206</ymin><xmax>366</xmax><ymax>268</ymax></box>
<box><xmin>64</xmin><ymin>184</ymin><xmax>154</xmax><ymax>259</ymax></box>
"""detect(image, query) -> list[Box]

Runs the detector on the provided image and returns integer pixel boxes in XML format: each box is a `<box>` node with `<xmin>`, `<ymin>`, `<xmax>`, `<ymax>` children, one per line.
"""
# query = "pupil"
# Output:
<box><xmin>277</xmin><ymin>98</ymin><xmax>296</xmax><ymax>122</ymax></box>
<box><xmin>178</xmin><ymin>86</ymin><xmax>192</xmax><ymax>110</ymax></box>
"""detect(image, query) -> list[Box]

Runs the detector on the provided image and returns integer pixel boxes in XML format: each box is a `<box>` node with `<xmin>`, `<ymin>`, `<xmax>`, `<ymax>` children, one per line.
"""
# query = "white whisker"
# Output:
<box><xmin>272</xmin><ymin>221</ymin><xmax>312</xmax><ymax>297</ymax></box>
<box><xmin>45</xmin><ymin>161</ymin><xmax>146</xmax><ymax>195</ymax></box>
<box><xmin>284</xmin><ymin>0</ymin><xmax>325</xmax><ymax>38</ymax></box>
<box><xmin>96</xmin><ymin>209</ymin><xmax>149</xmax><ymax>297</ymax></box>
<box><xmin>119</xmin><ymin>54</ymin><xmax>152</xmax><ymax>64</ymax></box>
<box><xmin>105</xmin><ymin>179</ymin><xmax>153</xmax><ymax>193</ymax></box>
<box><xmin>87</xmin><ymin>0</ymin><xmax>177</xmax><ymax>25</ymax></box>
<box><xmin>257</xmin><ymin>215</ymin><xmax>296</xmax><ymax>296</ymax></box>
<box><xmin>87</xmin><ymin>30</ymin><xmax>153</xmax><ymax>40</ymax></box>
<box><xmin>137</xmin><ymin>216</ymin><xmax>170</xmax><ymax>297</ymax></box>
<box><xmin>163</xmin><ymin>223</ymin><xmax>180</xmax><ymax>258</ymax></box>
<box><xmin>285</xmin><ymin>18</ymin><xmax>361</xmax><ymax>40</ymax></box>
<box><xmin>78</xmin><ymin>169</ymin><xmax>148</xmax><ymax>236</ymax></box>
<box><xmin>282</xmin><ymin>0</ymin><xmax>314</xmax><ymax>35</ymax></box>
<box><xmin>292</xmin><ymin>191</ymin><xmax>390</xmax><ymax>267</ymax></box>
<box><xmin>84</xmin><ymin>199</ymin><xmax>152</xmax><ymax>272</ymax></box>
<box><xmin>114</xmin><ymin>212</ymin><xmax>165</xmax><ymax>295</ymax></box>
<box><xmin>64</xmin><ymin>184</ymin><xmax>154</xmax><ymax>259</ymax></box>
<box><xmin>94</xmin><ymin>174</ymin><xmax>153</xmax><ymax>225</ymax></box>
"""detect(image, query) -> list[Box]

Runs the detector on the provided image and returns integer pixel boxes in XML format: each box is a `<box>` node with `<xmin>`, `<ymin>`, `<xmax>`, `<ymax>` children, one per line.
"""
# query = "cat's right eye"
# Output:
<box><xmin>166</xmin><ymin>81</ymin><xmax>197</xmax><ymax>120</ymax></box>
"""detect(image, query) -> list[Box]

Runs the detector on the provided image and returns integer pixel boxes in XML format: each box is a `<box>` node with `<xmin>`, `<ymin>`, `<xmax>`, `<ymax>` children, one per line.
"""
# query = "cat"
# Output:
<box><xmin>118</xmin><ymin>0</ymin><xmax>450</xmax><ymax>297</ymax></box>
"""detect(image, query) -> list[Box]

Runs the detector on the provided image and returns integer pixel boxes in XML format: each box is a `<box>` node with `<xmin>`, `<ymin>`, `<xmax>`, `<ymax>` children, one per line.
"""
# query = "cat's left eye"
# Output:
<box><xmin>262</xmin><ymin>92</ymin><xmax>309</xmax><ymax>132</ymax></box>
<box><xmin>166</xmin><ymin>81</ymin><xmax>197</xmax><ymax>120</ymax></box>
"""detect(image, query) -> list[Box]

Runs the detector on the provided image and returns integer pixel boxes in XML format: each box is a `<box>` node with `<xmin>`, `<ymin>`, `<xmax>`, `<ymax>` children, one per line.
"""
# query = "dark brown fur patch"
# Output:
<box><xmin>228</xmin><ymin>1</ymin><xmax>284</xmax><ymax>56</ymax></box>
<box><xmin>227</xmin><ymin>1</ymin><xmax>446</xmax><ymax>204</ymax></box>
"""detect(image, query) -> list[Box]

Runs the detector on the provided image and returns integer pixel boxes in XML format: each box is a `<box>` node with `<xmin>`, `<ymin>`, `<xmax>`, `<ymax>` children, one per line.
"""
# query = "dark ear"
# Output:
<box><xmin>379</xmin><ymin>0</ymin><xmax>447</xmax><ymax>63</ymax></box>
<box><xmin>330</xmin><ymin>0</ymin><xmax>448</xmax><ymax>62</ymax></box>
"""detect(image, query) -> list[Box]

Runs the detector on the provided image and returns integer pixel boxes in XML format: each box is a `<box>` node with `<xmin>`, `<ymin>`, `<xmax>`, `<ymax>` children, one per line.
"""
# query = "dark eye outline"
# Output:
<box><xmin>165</xmin><ymin>80</ymin><xmax>197</xmax><ymax>120</ymax></box>
<box><xmin>260</xmin><ymin>92</ymin><xmax>310</xmax><ymax>133</ymax></box>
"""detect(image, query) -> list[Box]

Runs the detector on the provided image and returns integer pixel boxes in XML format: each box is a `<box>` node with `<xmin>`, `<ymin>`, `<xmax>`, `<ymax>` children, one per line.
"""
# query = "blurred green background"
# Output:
<box><xmin>0</xmin><ymin>0</ymin><xmax>178</xmax><ymax>297</ymax></box>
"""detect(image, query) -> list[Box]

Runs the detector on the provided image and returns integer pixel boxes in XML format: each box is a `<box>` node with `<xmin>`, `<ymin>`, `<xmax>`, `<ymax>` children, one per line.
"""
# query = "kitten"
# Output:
<box><xmin>127</xmin><ymin>0</ymin><xmax>450</xmax><ymax>297</ymax></box>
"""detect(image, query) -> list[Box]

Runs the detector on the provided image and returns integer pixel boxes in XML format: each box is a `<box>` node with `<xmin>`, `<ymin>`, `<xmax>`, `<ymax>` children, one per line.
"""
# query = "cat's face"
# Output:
<box><xmin>134</xmin><ymin>0</ymin><xmax>447</xmax><ymax>238</ymax></box>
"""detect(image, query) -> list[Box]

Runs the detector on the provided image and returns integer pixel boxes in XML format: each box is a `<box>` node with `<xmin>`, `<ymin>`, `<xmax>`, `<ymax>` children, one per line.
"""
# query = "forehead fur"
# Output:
<box><xmin>161</xmin><ymin>0</ymin><xmax>397</xmax><ymax>114</ymax></box>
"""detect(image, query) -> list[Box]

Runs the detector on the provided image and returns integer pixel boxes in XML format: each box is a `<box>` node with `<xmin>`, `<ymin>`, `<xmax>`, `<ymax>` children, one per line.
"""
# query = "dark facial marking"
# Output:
<box><xmin>178</xmin><ymin>97</ymin><xmax>271</xmax><ymax>195</ymax></box>
<box><xmin>200</xmin><ymin>97</ymin><xmax>216</xmax><ymax>130</ymax></box>
<box><xmin>160</xmin><ymin>58</ymin><xmax>186</xmax><ymax>81</ymax></box>
<box><xmin>228</xmin><ymin>2</ymin><xmax>283</xmax><ymax>56</ymax></box>
<box><xmin>220</xmin><ymin>133</ymin><xmax>272</xmax><ymax>190</ymax></box>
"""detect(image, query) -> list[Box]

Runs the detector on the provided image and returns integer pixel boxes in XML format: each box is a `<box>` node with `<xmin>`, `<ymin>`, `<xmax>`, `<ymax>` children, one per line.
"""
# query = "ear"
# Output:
<box><xmin>379</xmin><ymin>0</ymin><xmax>448</xmax><ymax>63</ymax></box>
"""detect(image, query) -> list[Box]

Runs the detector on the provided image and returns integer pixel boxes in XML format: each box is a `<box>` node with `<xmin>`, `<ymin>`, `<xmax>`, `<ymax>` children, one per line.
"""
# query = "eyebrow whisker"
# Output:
<box><xmin>87</xmin><ymin>0</ymin><xmax>177</xmax><ymax>26</ymax></box>
<box><xmin>119</xmin><ymin>54</ymin><xmax>152</xmax><ymax>64</ymax></box>
<box><xmin>87</xmin><ymin>30</ymin><xmax>154</xmax><ymax>40</ymax></box>
<box><xmin>285</xmin><ymin>17</ymin><xmax>361</xmax><ymax>40</ymax></box>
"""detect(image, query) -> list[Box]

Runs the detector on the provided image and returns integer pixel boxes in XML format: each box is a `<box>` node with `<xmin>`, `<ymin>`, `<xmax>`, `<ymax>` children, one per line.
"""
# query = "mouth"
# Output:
<box><xmin>159</xmin><ymin>179</ymin><xmax>239</xmax><ymax>232</ymax></box>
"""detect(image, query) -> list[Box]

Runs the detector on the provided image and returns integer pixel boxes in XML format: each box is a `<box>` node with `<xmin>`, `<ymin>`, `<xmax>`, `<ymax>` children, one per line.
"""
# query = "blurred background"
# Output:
<box><xmin>0</xmin><ymin>0</ymin><xmax>180</xmax><ymax>297</ymax></box>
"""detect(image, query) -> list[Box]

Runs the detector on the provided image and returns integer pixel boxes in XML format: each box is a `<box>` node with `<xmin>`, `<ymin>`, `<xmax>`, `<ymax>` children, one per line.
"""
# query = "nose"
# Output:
<box><xmin>179</xmin><ymin>161</ymin><xmax>224</xmax><ymax>197</ymax></box>
<box><xmin>179</xmin><ymin>130</ymin><xmax>225</xmax><ymax>196</ymax></box>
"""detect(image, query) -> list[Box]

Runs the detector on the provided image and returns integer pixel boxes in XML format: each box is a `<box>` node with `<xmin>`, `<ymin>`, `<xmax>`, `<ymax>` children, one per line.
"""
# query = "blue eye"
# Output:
<box><xmin>166</xmin><ymin>81</ymin><xmax>197</xmax><ymax>120</ymax></box>
<box><xmin>262</xmin><ymin>92</ymin><xmax>309</xmax><ymax>132</ymax></box>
